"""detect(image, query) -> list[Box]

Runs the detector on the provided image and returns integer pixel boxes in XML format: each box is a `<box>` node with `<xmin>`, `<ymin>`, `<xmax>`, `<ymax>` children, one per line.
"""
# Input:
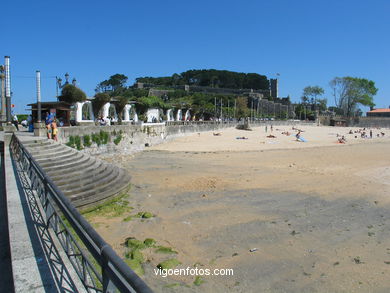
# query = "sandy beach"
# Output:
<box><xmin>90</xmin><ymin>125</ymin><xmax>390</xmax><ymax>292</ymax></box>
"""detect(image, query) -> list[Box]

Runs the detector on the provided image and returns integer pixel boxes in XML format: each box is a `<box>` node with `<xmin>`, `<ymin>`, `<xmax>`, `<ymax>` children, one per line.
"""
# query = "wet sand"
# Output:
<box><xmin>92</xmin><ymin>125</ymin><xmax>390</xmax><ymax>292</ymax></box>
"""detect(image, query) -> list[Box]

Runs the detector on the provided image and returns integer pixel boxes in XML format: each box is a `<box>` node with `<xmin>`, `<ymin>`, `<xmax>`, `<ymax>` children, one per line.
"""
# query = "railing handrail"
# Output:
<box><xmin>10</xmin><ymin>134</ymin><xmax>153</xmax><ymax>293</ymax></box>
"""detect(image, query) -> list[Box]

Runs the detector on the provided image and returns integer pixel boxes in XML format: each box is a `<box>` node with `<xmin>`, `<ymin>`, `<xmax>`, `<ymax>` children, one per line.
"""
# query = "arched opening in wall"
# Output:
<box><xmin>82</xmin><ymin>103</ymin><xmax>92</xmax><ymax>120</ymax></box>
<box><xmin>159</xmin><ymin>109</ymin><xmax>164</xmax><ymax>122</ymax></box>
<box><xmin>129</xmin><ymin>107</ymin><xmax>137</xmax><ymax>121</ymax></box>
<box><xmin>184</xmin><ymin>109</ymin><xmax>191</xmax><ymax>121</ymax></box>
<box><xmin>108</xmin><ymin>104</ymin><xmax>117</xmax><ymax>120</ymax></box>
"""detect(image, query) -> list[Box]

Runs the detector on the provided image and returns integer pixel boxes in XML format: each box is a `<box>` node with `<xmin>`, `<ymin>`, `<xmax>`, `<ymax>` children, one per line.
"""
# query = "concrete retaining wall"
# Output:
<box><xmin>349</xmin><ymin>117</ymin><xmax>390</xmax><ymax>128</ymax></box>
<box><xmin>57</xmin><ymin>122</ymin><xmax>234</xmax><ymax>155</ymax></box>
<box><xmin>56</xmin><ymin>120</ymin><xmax>314</xmax><ymax>156</ymax></box>
<box><xmin>319</xmin><ymin>116</ymin><xmax>390</xmax><ymax>128</ymax></box>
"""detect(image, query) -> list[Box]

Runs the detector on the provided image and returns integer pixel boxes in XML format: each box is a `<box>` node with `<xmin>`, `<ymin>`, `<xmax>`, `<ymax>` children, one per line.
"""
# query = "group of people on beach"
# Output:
<box><xmin>336</xmin><ymin>127</ymin><xmax>386</xmax><ymax>144</ymax></box>
<box><xmin>45</xmin><ymin>112</ymin><xmax>58</xmax><ymax>141</ymax></box>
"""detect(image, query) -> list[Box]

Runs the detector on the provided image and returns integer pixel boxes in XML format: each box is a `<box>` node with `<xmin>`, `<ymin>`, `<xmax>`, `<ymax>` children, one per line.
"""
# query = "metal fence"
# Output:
<box><xmin>10</xmin><ymin>134</ymin><xmax>153</xmax><ymax>293</ymax></box>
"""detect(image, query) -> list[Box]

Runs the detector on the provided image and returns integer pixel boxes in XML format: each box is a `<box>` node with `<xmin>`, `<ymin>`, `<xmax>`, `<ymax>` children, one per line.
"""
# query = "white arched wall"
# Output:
<box><xmin>122</xmin><ymin>104</ymin><xmax>138</xmax><ymax>122</ymax></box>
<box><xmin>184</xmin><ymin>110</ymin><xmax>191</xmax><ymax>121</ymax></box>
<box><xmin>176</xmin><ymin>109</ymin><xmax>182</xmax><ymax>121</ymax></box>
<box><xmin>102</xmin><ymin>103</ymin><xmax>110</xmax><ymax>119</ymax></box>
<box><xmin>166</xmin><ymin>109</ymin><xmax>174</xmax><ymax>121</ymax></box>
<box><xmin>75</xmin><ymin>101</ymin><xmax>94</xmax><ymax>122</ymax></box>
<box><xmin>123</xmin><ymin>104</ymin><xmax>131</xmax><ymax>121</ymax></box>
<box><xmin>147</xmin><ymin>108</ymin><xmax>160</xmax><ymax>122</ymax></box>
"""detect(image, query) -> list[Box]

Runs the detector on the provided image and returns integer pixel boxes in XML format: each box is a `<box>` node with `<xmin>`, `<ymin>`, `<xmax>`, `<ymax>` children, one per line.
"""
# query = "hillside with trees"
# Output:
<box><xmin>135</xmin><ymin>69</ymin><xmax>270</xmax><ymax>90</ymax></box>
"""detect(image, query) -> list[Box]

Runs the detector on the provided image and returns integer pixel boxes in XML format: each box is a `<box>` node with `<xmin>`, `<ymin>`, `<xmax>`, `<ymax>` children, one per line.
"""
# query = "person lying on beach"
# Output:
<box><xmin>213</xmin><ymin>132</ymin><xmax>222</xmax><ymax>136</ymax></box>
<box><xmin>236</xmin><ymin>136</ymin><xmax>248</xmax><ymax>140</ymax></box>
<box><xmin>266</xmin><ymin>134</ymin><xmax>276</xmax><ymax>138</ymax></box>
<box><xmin>282</xmin><ymin>131</ymin><xmax>291</xmax><ymax>136</ymax></box>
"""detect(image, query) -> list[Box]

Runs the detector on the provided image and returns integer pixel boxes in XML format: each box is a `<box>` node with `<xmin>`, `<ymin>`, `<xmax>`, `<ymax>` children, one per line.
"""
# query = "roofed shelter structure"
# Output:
<box><xmin>28</xmin><ymin>101</ymin><xmax>73</xmax><ymax>126</ymax></box>
<box><xmin>367</xmin><ymin>108</ymin><xmax>390</xmax><ymax>118</ymax></box>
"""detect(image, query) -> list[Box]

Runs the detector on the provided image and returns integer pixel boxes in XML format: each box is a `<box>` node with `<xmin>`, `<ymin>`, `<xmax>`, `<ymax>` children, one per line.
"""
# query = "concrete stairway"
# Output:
<box><xmin>22</xmin><ymin>140</ymin><xmax>131</xmax><ymax>208</ymax></box>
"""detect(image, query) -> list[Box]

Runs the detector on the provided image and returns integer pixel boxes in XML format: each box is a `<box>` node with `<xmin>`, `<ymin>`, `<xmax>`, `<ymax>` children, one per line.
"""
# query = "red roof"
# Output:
<box><xmin>367</xmin><ymin>108</ymin><xmax>390</xmax><ymax>113</ymax></box>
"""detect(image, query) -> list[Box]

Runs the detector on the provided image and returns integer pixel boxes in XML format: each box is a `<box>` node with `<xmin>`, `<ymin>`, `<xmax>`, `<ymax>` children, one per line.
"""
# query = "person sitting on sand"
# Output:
<box><xmin>349</xmin><ymin>130</ymin><xmax>353</xmax><ymax>134</ymax></box>
<box><xmin>296</xmin><ymin>130</ymin><xmax>301</xmax><ymax>141</ymax></box>
<box><xmin>338</xmin><ymin>136</ymin><xmax>347</xmax><ymax>144</ymax></box>
<box><xmin>213</xmin><ymin>132</ymin><xmax>221</xmax><ymax>136</ymax></box>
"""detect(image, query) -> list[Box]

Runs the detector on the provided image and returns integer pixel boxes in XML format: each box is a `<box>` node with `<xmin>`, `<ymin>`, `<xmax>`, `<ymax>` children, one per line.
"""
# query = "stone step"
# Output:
<box><xmin>34</xmin><ymin>148</ymin><xmax>75</xmax><ymax>161</ymax></box>
<box><xmin>23</xmin><ymin>140</ymin><xmax>52</xmax><ymax>148</ymax></box>
<box><xmin>69</xmin><ymin>169</ymin><xmax>130</xmax><ymax>205</ymax></box>
<box><xmin>55</xmin><ymin>164</ymin><xmax>114</xmax><ymax>190</ymax></box>
<box><xmin>38</xmin><ymin>152</ymin><xmax>85</xmax><ymax>169</ymax></box>
<box><xmin>27</xmin><ymin>144</ymin><xmax>64</xmax><ymax>155</ymax></box>
<box><xmin>48</xmin><ymin>160</ymin><xmax>102</xmax><ymax>179</ymax></box>
<box><xmin>49</xmin><ymin>160</ymin><xmax>105</xmax><ymax>183</ymax></box>
<box><xmin>73</xmin><ymin>173</ymin><xmax>131</xmax><ymax>208</ymax></box>
<box><xmin>62</xmin><ymin>167</ymin><xmax>119</xmax><ymax>195</ymax></box>
<box><xmin>44</xmin><ymin>156</ymin><xmax>93</xmax><ymax>175</ymax></box>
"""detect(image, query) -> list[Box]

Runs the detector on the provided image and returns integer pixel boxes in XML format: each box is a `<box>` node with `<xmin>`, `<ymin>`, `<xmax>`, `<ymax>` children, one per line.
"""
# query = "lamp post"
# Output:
<box><xmin>0</xmin><ymin>65</ymin><xmax>5</xmax><ymax>123</ymax></box>
<box><xmin>56</xmin><ymin>72</ymin><xmax>76</xmax><ymax>101</ymax></box>
<box><xmin>4</xmin><ymin>56</ymin><xmax>11</xmax><ymax>123</ymax></box>
<box><xmin>36</xmin><ymin>71</ymin><xmax>42</xmax><ymax>122</ymax></box>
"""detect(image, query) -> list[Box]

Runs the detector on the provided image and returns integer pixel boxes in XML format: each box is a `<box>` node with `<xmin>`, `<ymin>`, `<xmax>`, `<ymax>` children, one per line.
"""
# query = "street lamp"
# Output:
<box><xmin>56</xmin><ymin>72</ymin><xmax>76</xmax><ymax>101</ymax></box>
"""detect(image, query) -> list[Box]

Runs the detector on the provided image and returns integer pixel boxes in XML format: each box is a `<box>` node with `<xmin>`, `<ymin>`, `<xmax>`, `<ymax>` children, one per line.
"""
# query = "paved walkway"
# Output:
<box><xmin>0</xmin><ymin>140</ymin><xmax>15</xmax><ymax>292</ymax></box>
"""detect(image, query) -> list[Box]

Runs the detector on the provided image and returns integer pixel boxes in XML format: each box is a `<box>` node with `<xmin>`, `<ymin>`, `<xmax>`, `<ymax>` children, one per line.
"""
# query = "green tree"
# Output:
<box><xmin>58</xmin><ymin>84</ymin><xmax>87</xmax><ymax>103</ymax></box>
<box><xmin>92</xmin><ymin>93</ymin><xmax>111</xmax><ymax>117</ymax></box>
<box><xmin>112</xmin><ymin>96</ymin><xmax>129</xmax><ymax>123</ymax></box>
<box><xmin>236</xmin><ymin>97</ymin><xmax>249</xmax><ymax>119</ymax></box>
<box><xmin>330</xmin><ymin>77</ymin><xmax>377</xmax><ymax>117</ymax></box>
<box><xmin>96</xmin><ymin>74</ymin><xmax>128</xmax><ymax>92</ymax></box>
<box><xmin>303</xmin><ymin>86</ymin><xmax>325</xmax><ymax>107</ymax></box>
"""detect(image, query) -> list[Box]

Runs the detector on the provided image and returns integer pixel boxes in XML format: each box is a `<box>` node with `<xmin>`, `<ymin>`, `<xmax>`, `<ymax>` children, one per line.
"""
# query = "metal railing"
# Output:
<box><xmin>10</xmin><ymin>134</ymin><xmax>153</xmax><ymax>293</ymax></box>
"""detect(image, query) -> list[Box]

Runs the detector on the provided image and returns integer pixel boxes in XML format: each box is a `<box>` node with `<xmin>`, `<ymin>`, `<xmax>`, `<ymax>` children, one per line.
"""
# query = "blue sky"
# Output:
<box><xmin>2</xmin><ymin>0</ymin><xmax>389</xmax><ymax>114</ymax></box>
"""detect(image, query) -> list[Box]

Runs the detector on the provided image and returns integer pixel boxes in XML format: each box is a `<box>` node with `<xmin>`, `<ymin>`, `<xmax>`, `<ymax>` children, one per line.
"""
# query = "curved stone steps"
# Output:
<box><xmin>69</xmin><ymin>169</ymin><xmax>130</xmax><ymax>202</ymax></box>
<box><xmin>62</xmin><ymin>166</ymin><xmax>118</xmax><ymax>194</ymax></box>
<box><xmin>44</xmin><ymin>156</ymin><xmax>93</xmax><ymax>174</ymax></box>
<box><xmin>71</xmin><ymin>170</ymin><xmax>131</xmax><ymax>207</ymax></box>
<box><xmin>45</xmin><ymin>156</ymin><xmax>97</xmax><ymax>178</ymax></box>
<box><xmin>53</xmin><ymin>161</ymin><xmax>108</xmax><ymax>186</ymax></box>
<box><xmin>23</xmin><ymin>140</ymin><xmax>52</xmax><ymax>148</ymax></box>
<box><xmin>34</xmin><ymin>148</ymin><xmax>75</xmax><ymax>161</ymax></box>
<box><xmin>22</xmin><ymin>139</ymin><xmax>131</xmax><ymax>208</ymax></box>
<box><xmin>27</xmin><ymin>143</ymin><xmax>63</xmax><ymax>154</ymax></box>
<box><xmin>38</xmin><ymin>152</ymin><xmax>85</xmax><ymax>169</ymax></box>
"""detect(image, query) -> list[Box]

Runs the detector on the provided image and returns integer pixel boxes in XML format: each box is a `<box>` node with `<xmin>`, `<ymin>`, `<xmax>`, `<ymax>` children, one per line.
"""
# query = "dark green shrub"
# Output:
<box><xmin>83</xmin><ymin>135</ymin><xmax>92</xmax><ymax>147</ymax></box>
<box><xmin>91</xmin><ymin>133</ymin><xmax>101</xmax><ymax>146</ymax></box>
<box><xmin>99</xmin><ymin>130</ymin><xmax>109</xmax><ymax>144</ymax></box>
<box><xmin>74</xmin><ymin>136</ymin><xmax>82</xmax><ymax>150</ymax></box>
<box><xmin>66</xmin><ymin>136</ymin><xmax>75</xmax><ymax>148</ymax></box>
<box><xmin>113</xmin><ymin>134</ymin><xmax>122</xmax><ymax>145</ymax></box>
<box><xmin>58</xmin><ymin>84</ymin><xmax>87</xmax><ymax>103</ymax></box>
